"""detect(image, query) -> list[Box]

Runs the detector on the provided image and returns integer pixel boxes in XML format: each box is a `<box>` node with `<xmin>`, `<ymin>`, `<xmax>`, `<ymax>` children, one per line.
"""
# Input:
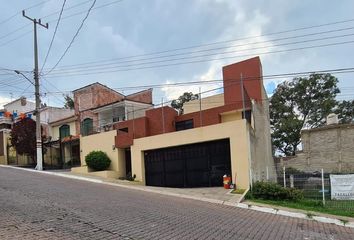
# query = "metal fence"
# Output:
<box><xmin>251</xmin><ymin>165</ymin><xmax>354</xmax><ymax>211</ymax></box>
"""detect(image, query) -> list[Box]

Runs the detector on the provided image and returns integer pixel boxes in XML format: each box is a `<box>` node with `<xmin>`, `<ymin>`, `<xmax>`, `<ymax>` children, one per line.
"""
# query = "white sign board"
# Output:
<box><xmin>330</xmin><ymin>174</ymin><xmax>354</xmax><ymax>200</ymax></box>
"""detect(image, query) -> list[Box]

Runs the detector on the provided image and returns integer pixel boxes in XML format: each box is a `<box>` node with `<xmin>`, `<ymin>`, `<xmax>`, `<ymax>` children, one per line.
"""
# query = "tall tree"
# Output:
<box><xmin>10</xmin><ymin>118</ymin><xmax>36</xmax><ymax>162</ymax></box>
<box><xmin>270</xmin><ymin>73</ymin><xmax>340</xmax><ymax>156</ymax></box>
<box><xmin>64</xmin><ymin>95</ymin><xmax>74</xmax><ymax>109</ymax></box>
<box><xmin>171</xmin><ymin>92</ymin><xmax>199</xmax><ymax>114</ymax></box>
<box><xmin>334</xmin><ymin>100</ymin><xmax>354</xmax><ymax>124</ymax></box>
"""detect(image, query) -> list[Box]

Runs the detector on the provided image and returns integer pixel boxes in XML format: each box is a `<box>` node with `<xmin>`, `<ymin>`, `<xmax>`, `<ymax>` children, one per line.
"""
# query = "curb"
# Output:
<box><xmin>236</xmin><ymin>202</ymin><xmax>354</xmax><ymax>228</ymax></box>
<box><xmin>2</xmin><ymin>165</ymin><xmax>354</xmax><ymax>229</ymax></box>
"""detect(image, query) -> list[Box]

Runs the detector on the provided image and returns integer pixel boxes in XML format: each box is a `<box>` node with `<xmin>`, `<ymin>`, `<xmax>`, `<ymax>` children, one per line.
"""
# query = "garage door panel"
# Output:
<box><xmin>165</xmin><ymin>159</ymin><xmax>184</xmax><ymax>172</ymax></box>
<box><xmin>186</xmin><ymin>171</ymin><xmax>209</xmax><ymax>187</ymax></box>
<box><xmin>144</xmin><ymin>139</ymin><xmax>231</xmax><ymax>188</ymax></box>
<box><xmin>186</xmin><ymin>157</ymin><xmax>208</xmax><ymax>171</ymax></box>
<box><xmin>146</xmin><ymin>174</ymin><xmax>164</xmax><ymax>187</ymax></box>
<box><xmin>165</xmin><ymin>172</ymin><xmax>184</xmax><ymax>187</ymax></box>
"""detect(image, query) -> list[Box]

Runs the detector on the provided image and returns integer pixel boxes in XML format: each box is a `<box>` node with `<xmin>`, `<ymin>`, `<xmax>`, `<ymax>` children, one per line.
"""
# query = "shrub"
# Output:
<box><xmin>85</xmin><ymin>151</ymin><xmax>111</xmax><ymax>171</ymax></box>
<box><xmin>285</xmin><ymin>187</ymin><xmax>304</xmax><ymax>201</ymax></box>
<box><xmin>251</xmin><ymin>181</ymin><xmax>304</xmax><ymax>201</ymax></box>
<box><xmin>252</xmin><ymin>181</ymin><xmax>287</xmax><ymax>200</ymax></box>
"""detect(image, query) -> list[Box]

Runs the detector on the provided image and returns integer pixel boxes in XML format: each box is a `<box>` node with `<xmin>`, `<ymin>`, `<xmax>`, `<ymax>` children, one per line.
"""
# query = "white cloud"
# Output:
<box><xmin>99</xmin><ymin>25</ymin><xmax>143</xmax><ymax>56</ymax></box>
<box><xmin>162</xmin><ymin>61</ymin><xmax>223</xmax><ymax>101</ymax></box>
<box><xmin>162</xmin><ymin>1</ymin><xmax>275</xmax><ymax>101</ymax></box>
<box><xmin>0</xmin><ymin>96</ymin><xmax>12</xmax><ymax>109</ymax></box>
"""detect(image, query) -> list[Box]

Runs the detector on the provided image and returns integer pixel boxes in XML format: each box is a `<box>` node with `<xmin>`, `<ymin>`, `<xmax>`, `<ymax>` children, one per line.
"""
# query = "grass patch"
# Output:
<box><xmin>248</xmin><ymin>198</ymin><xmax>354</xmax><ymax>218</ymax></box>
<box><xmin>231</xmin><ymin>189</ymin><xmax>246</xmax><ymax>194</ymax></box>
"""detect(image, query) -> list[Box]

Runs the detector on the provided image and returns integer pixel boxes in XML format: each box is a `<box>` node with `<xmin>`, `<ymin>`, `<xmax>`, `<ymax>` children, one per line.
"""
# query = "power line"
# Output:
<box><xmin>0</xmin><ymin>24</ymin><xmax>30</xmax><ymax>42</ymax></box>
<box><xmin>41</xmin><ymin>79</ymin><xmax>67</xmax><ymax>106</ymax></box>
<box><xmin>44</xmin><ymin>40</ymin><xmax>354</xmax><ymax>77</ymax></box>
<box><xmin>0</xmin><ymin>0</ymin><xmax>52</xmax><ymax>26</ymax></box>
<box><xmin>49</xmin><ymin>26</ymin><xmax>354</xmax><ymax>71</ymax></box>
<box><xmin>0</xmin><ymin>0</ymin><xmax>123</xmax><ymax>47</ymax></box>
<box><xmin>44</xmin><ymin>31</ymin><xmax>354</xmax><ymax>75</ymax></box>
<box><xmin>45</xmin><ymin>0</ymin><xmax>97</xmax><ymax>75</ymax></box>
<box><xmin>41</xmin><ymin>0</ymin><xmax>67</xmax><ymax>72</ymax></box>
<box><xmin>41</xmin><ymin>67</ymin><xmax>354</xmax><ymax>94</ymax></box>
<box><xmin>0</xmin><ymin>30</ymin><xmax>33</xmax><ymax>48</ymax></box>
<box><xmin>0</xmin><ymin>0</ymin><xmax>93</xmax><ymax>41</ymax></box>
<box><xmin>46</xmin><ymin>0</ymin><xmax>124</xmax><ymax>24</ymax></box>
<box><xmin>40</xmin><ymin>0</ymin><xmax>93</xmax><ymax>20</ymax></box>
<box><xmin>51</xmin><ymin>18</ymin><xmax>354</xmax><ymax>70</ymax></box>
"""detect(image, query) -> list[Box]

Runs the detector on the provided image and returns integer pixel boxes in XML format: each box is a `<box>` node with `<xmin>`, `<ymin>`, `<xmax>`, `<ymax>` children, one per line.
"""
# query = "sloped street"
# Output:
<box><xmin>0</xmin><ymin>167</ymin><xmax>353</xmax><ymax>240</ymax></box>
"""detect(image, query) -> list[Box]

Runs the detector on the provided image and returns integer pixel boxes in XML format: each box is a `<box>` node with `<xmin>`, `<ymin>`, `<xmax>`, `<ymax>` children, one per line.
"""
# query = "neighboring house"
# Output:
<box><xmin>46</xmin><ymin>115</ymin><xmax>79</xmax><ymax>168</ymax></box>
<box><xmin>0</xmin><ymin>97</ymin><xmax>74</xmax><ymax>167</ymax></box>
<box><xmin>73</xmin><ymin>82</ymin><xmax>153</xmax><ymax>136</ymax></box>
<box><xmin>3</xmin><ymin>97</ymin><xmax>36</xmax><ymax>115</ymax></box>
<box><xmin>75</xmin><ymin>57</ymin><xmax>275</xmax><ymax>190</ymax></box>
<box><xmin>276</xmin><ymin>122</ymin><xmax>354</xmax><ymax>173</ymax></box>
<box><xmin>39</xmin><ymin>106</ymin><xmax>74</xmax><ymax>138</ymax></box>
<box><xmin>0</xmin><ymin>97</ymin><xmax>36</xmax><ymax>165</ymax></box>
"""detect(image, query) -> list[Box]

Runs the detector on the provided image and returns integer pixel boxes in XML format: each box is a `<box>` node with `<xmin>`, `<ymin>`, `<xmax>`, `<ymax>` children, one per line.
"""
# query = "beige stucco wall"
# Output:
<box><xmin>80</xmin><ymin>130</ymin><xmax>125</xmax><ymax>177</ymax></box>
<box><xmin>51</xmin><ymin>121</ymin><xmax>76</xmax><ymax>141</ymax></box>
<box><xmin>130</xmin><ymin>120</ymin><xmax>251</xmax><ymax>189</ymax></box>
<box><xmin>0</xmin><ymin>156</ymin><xmax>5</xmax><ymax>165</ymax></box>
<box><xmin>220</xmin><ymin>110</ymin><xmax>242</xmax><ymax>123</ymax></box>
<box><xmin>183</xmin><ymin>94</ymin><xmax>225</xmax><ymax>114</ymax></box>
<box><xmin>0</xmin><ymin>131</ymin><xmax>7</xmax><ymax>165</ymax></box>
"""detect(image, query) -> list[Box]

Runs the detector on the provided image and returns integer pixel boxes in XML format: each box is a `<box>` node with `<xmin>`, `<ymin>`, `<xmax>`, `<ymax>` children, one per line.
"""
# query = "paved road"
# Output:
<box><xmin>0</xmin><ymin>167</ymin><xmax>353</xmax><ymax>240</ymax></box>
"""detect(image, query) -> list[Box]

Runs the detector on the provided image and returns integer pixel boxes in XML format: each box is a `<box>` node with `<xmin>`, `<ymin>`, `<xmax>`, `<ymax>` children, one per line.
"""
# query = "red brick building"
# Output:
<box><xmin>73</xmin><ymin>82</ymin><xmax>153</xmax><ymax>136</ymax></box>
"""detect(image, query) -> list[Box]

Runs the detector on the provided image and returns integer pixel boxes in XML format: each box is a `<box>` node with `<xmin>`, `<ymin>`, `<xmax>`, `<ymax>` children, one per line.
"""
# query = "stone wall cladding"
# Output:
<box><xmin>279</xmin><ymin>124</ymin><xmax>354</xmax><ymax>173</ymax></box>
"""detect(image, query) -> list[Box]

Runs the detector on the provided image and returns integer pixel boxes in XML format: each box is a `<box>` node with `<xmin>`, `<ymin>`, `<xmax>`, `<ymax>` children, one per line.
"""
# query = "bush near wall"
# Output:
<box><xmin>85</xmin><ymin>151</ymin><xmax>111</xmax><ymax>171</ymax></box>
<box><xmin>248</xmin><ymin>181</ymin><xmax>304</xmax><ymax>201</ymax></box>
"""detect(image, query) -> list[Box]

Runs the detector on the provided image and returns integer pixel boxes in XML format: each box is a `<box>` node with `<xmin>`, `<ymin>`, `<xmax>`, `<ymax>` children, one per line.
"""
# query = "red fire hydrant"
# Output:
<box><xmin>223</xmin><ymin>175</ymin><xmax>231</xmax><ymax>189</ymax></box>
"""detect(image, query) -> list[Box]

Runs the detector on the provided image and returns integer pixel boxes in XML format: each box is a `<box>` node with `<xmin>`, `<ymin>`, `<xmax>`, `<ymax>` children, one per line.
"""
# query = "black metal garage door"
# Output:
<box><xmin>144</xmin><ymin>139</ymin><xmax>231</xmax><ymax>188</ymax></box>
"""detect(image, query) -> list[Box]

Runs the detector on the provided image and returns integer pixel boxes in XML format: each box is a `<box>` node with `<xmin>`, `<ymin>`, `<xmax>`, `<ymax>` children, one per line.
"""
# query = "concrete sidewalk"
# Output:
<box><xmin>0</xmin><ymin>166</ymin><xmax>243</xmax><ymax>206</ymax></box>
<box><xmin>55</xmin><ymin>170</ymin><xmax>243</xmax><ymax>206</ymax></box>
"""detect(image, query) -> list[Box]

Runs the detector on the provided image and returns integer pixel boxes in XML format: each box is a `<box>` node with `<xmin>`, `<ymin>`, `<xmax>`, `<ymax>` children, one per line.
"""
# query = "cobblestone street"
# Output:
<box><xmin>0</xmin><ymin>167</ymin><xmax>353</xmax><ymax>240</ymax></box>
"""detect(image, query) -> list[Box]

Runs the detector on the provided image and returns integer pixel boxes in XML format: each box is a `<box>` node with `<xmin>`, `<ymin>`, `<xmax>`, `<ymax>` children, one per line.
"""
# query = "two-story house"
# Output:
<box><xmin>73</xmin><ymin>82</ymin><xmax>153</xmax><ymax>136</ymax></box>
<box><xmin>74</xmin><ymin>57</ymin><xmax>275</xmax><ymax>190</ymax></box>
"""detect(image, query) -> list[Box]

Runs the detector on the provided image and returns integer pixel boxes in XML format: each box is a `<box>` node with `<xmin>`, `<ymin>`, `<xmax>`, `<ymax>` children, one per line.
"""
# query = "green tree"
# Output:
<box><xmin>171</xmin><ymin>92</ymin><xmax>199</xmax><ymax>114</ymax></box>
<box><xmin>270</xmin><ymin>73</ymin><xmax>340</xmax><ymax>156</ymax></box>
<box><xmin>334</xmin><ymin>100</ymin><xmax>354</xmax><ymax>124</ymax></box>
<box><xmin>64</xmin><ymin>95</ymin><xmax>74</xmax><ymax>109</ymax></box>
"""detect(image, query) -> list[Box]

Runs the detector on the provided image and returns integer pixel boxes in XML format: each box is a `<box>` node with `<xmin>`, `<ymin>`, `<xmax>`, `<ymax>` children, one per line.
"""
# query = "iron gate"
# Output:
<box><xmin>144</xmin><ymin>139</ymin><xmax>231</xmax><ymax>188</ymax></box>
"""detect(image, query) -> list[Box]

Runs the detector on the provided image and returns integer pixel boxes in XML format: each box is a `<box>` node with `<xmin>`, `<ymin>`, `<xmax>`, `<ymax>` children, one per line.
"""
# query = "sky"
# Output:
<box><xmin>0</xmin><ymin>0</ymin><xmax>353</xmax><ymax>108</ymax></box>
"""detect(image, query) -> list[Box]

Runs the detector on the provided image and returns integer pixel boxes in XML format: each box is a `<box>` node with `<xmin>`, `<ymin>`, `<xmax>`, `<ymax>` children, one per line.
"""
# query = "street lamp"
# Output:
<box><xmin>14</xmin><ymin>70</ymin><xmax>43</xmax><ymax>171</ymax></box>
<box><xmin>14</xmin><ymin>70</ymin><xmax>34</xmax><ymax>85</ymax></box>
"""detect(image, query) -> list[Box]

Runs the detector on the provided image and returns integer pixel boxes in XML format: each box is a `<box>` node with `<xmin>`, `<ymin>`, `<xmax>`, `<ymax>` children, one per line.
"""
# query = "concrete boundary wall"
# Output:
<box><xmin>80</xmin><ymin>130</ymin><xmax>125</xmax><ymax>177</ymax></box>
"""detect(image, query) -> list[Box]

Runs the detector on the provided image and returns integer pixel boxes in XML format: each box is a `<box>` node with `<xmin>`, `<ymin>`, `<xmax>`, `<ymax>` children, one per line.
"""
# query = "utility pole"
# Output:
<box><xmin>22</xmin><ymin>10</ymin><xmax>48</xmax><ymax>171</ymax></box>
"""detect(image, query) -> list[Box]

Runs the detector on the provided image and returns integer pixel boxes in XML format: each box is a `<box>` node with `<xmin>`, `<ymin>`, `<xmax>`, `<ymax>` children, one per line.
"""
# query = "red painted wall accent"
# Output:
<box><xmin>146</xmin><ymin>106</ymin><xmax>178</xmax><ymax>136</ymax></box>
<box><xmin>222</xmin><ymin>56</ymin><xmax>263</xmax><ymax>105</ymax></box>
<box><xmin>125</xmin><ymin>89</ymin><xmax>153</xmax><ymax>104</ymax></box>
<box><xmin>115</xmin><ymin>57</ymin><xmax>263</xmax><ymax>148</ymax></box>
<box><xmin>114</xmin><ymin>117</ymin><xmax>148</xmax><ymax>148</ymax></box>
